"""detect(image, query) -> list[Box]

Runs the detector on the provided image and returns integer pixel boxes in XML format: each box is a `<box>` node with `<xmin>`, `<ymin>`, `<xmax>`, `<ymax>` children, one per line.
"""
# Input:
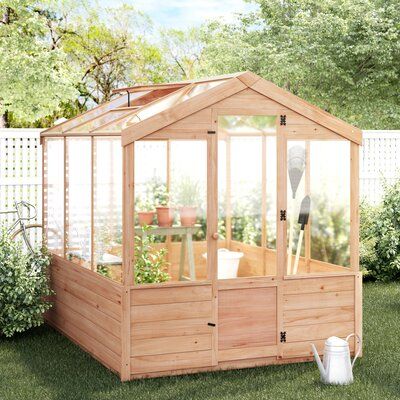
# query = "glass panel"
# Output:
<box><xmin>45</xmin><ymin>138</ymin><xmax>64</xmax><ymax>255</ymax></box>
<box><xmin>93</xmin><ymin>137</ymin><xmax>122</xmax><ymax>282</ymax></box>
<box><xmin>68</xmin><ymin>109</ymin><xmax>134</xmax><ymax>134</ymax></box>
<box><xmin>66</xmin><ymin>138</ymin><xmax>91</xmax><ymax>268</ymax></box>
<box><xmin>218</xmin><ymin>115</ymin><xmax>277</xmax><ymax>279</ymax></box>
<box><xmin>134</xmin><ymin>139</ymin><xmax>207</xmax><ymax>284</ymax></box>
<box><xmin>286</xmin><ymin>139</ymin><xmax>350</xmax><ymax>275</ymax></box>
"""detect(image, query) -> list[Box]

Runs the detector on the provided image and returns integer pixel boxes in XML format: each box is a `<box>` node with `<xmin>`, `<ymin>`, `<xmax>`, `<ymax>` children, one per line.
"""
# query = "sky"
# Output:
<box><xmin>103</xmin><ymin>0</ymin><xmax>258</xmax><ymax>29</ymax></box>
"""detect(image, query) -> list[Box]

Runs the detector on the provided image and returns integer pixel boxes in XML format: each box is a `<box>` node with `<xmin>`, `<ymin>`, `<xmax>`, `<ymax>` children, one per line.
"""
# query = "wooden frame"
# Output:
<box><xmin>41</xmin><ymin>72</ymin><xmax>362</xmax><ymax>381</ymax></box>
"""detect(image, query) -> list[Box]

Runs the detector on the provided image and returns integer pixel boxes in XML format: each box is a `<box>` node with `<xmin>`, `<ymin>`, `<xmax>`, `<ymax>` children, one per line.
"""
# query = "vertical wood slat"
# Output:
<box><xmin>42</xmin><ymin>139</ymin><xmax>47</xmax><ymax>241</ymax></box>
<box><xmin>122</xmin><ymin>142</ymin><xmax>135</xmax><ymax>380</ymax></box>
<box><xmin>350</xmin><ymin>142</ymin><xmax>360</xmax><ymax>272</ymax></box>
<box><xmin>276</xmin><ymin>117</ymin><xmax>286</xmax><ymax>358</ymax></box>
<box><xmin>166</xmin><ymin>140</ymin><xmax>172</xmax><ymax>270</ymax></box>
<box><xmin>209</xmin><ymin>110</ymin><xmax>218</xmax><ymax>366</ymax></box>
<box><xmin>225</xmin><ymin>135</ymin><xmax>232</xmax><ymax>248</ymax></box>
<box><xmin>63</xmin><ymin>137</ymin><xmax>68</xmax><ymax>258</ymax></box>
<box><xmin>304</xmin><ymin>140</ymin><xmax>311</xmax><ymax>272</ymax></box>
<box><xmin>261</xmin><ymin>134</ymin><xmax>267</xmax><ymax>275</ymax></box>
<box><xmin>91</xmin><ymin>137</ymin><xmax>95</xmax><ymax>271</ymax></box>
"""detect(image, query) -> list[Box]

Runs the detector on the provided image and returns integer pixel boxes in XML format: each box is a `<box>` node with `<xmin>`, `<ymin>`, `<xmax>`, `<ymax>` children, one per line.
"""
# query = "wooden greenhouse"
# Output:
<box><xmin>41</xmin><ymin>71</ymin><xmax>362</xmax><ymax>381</ymax></box>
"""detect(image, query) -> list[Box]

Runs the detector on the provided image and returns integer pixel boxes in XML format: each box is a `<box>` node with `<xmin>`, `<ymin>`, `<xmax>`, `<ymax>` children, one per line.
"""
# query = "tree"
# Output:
<box><xmin>201</xmin><ymin>0</ymin><xmax>400</xmax><ymax>129</ymax></box>
<box><xmin>60</xmin><ymin>4</ymin><xmax>168</xmax><ymax>110</ymax></box>
<box><xmin>0</xmin><ymin>0</ymin><xmax>78</xmax><ymax>127</ymax></box>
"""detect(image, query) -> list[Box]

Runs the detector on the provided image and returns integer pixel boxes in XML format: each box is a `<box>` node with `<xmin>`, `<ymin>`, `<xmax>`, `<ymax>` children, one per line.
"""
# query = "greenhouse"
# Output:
<box><xmin>41</xmin><ymin>71</ymin><xmax>362</xmax><ymax>380</ymax></box>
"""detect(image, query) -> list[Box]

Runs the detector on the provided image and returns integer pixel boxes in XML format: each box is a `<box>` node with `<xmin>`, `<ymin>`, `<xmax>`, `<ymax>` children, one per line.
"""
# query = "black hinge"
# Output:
<box><xmin>280</xmin><ymin>115</ymin><xmax>287</xmax><ymax>126</ymax></box>
<box><xmin>280</xmin><ymin>209</ymin><xmax>286</xmax><ymax>221</ymax></box>
<box><xmin>208</xmin><ymin>322</ymin><xmax>216</xmax><ymax>327</ymax></box>
<box><xmin>207</xmin><ymin>130</ymin><xmax>216</xmax><ymax>134</ymax></box>
<box><xmin>280</xmin><ymin>331</ymin><xmax>287</xmax><ymax>343</ymax></box>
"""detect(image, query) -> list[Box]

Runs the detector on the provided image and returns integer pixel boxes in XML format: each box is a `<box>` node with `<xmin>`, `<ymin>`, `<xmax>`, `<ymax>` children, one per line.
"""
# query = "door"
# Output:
<box><xmin>210</xmin><ymin>113</ymin><xmax>279</xmax><ymax>363</ymax></box>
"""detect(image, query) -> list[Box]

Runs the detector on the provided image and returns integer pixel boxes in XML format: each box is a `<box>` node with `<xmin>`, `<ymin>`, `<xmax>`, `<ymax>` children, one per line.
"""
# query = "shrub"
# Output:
<box><xmin>0</xmin><ymin>228</ymin><xmax>53</xmax><ymax>337</ymax></box>
<box><xmin>360</xmin><ymin>179</ymin><xmax>400</xmax><ymax>281</ymax></box>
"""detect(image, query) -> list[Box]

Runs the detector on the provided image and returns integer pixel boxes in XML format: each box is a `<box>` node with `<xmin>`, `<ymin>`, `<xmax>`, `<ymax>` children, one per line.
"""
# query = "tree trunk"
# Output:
<box><xmin>0</xmin><ymin>112</ymin><xmax>9</xmax><ymax>128</ymax></box>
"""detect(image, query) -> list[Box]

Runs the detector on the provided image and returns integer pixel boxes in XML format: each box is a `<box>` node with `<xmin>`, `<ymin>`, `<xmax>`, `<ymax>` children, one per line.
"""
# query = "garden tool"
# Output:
<box><xmin>287</xmin><ymin>145</ymin><xmax>306</xmax><ymax>274</ymax></box>
<box><xmin>293</xmin><ymin>195</ymin><xmax>310</xmax><ymax>275</ymax></box>
<box><xmin>311</xmin><ymin>334</ymin><xmax>361</xmax><ymax>385</ymax></box>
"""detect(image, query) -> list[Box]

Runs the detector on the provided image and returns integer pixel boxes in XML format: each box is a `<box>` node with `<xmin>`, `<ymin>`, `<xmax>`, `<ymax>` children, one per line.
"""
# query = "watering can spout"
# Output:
<box><xmin>311</xmin><ymin>344</ymin><xmax>326</xmax><ymax>380</ymax></box>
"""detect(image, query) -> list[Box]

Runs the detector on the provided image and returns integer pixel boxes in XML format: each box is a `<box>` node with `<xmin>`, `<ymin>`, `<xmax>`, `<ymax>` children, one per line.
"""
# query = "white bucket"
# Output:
<box><xmin>202</xmin><ymin>248</ymin><xmax>244</xmax><ymax>279</ymax></box>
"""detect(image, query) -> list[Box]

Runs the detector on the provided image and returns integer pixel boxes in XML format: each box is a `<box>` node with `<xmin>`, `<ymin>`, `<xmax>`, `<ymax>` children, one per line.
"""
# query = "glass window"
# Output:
<box><xmin>286</xmin><ymin>139</ymin><xmax>350</xmax><ymax>275</ymax></box>
<box><xmin>66</xmin><ymin>138</ymin><xmax>91</xmax><ymax>268</ymax></box>
<box><xmin>218</xmin><ymin>115</ymin><xmax>277</xmax><ymax>279</ymax></box>
<box><xmin>93</xmin><ymin>137</ymin><xmax>123</xmax><ymax>281</ymax></box>
<box><xmin>134</xmin><ymin>139</ymin><xmax>207</xmax><ymax>284</ymax></box>
<box><xmin>45</xmin><ymin>138</ymin><xmax>64</xmax><ymax>255</ymax></box>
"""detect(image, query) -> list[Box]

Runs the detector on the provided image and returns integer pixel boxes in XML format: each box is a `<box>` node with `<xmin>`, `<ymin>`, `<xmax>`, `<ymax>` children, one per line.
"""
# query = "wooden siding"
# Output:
<box><xmin>130</xmin><ymin>284</ymin><xmax>214</xmax><ymax>376</ymax></box>
<box><xmin>282</xmin><ymin>276</ymin><xmax>355</xmax><ymax>358</ymax></box>
<box><xmin>46</xmin><ymin>255</ymin><xmax>123</xmax><ymax>374</ymax></box>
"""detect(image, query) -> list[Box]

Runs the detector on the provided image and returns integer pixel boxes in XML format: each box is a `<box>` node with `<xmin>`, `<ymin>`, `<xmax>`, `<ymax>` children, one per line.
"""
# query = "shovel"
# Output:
<box><xmin>293</xmin><ymin>195</ymin><xmax>311</xmax><ymax>275</ymax></box>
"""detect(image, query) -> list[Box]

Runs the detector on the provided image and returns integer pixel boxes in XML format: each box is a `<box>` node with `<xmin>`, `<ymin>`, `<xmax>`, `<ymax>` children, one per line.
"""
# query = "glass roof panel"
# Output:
<box><xmin>43</xmin><ymin>90</ymin><xmax>150</xmax><ymax>134</ymax></box>
<box><xmin>67</xmin><ymin>109</ymin><xmax>135</xmax><ymax>134</ymax></box>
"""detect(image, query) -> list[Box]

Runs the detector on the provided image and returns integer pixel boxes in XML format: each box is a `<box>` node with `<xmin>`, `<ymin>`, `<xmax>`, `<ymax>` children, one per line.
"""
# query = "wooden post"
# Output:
<box><xmin>64</xmin><ymin>137</ymin><xmax>68</xmax><ymax>259</ymax></box>
<box><xmin>90</xmin><ymin>137</ymin><xmax>95</xmax><ymax>271</ymax></box>
<box><xmin>121</xmin><ymin>142</ymin><xmax>135</xmax><ymax>381</ymax></box>
<box><xmin>41</xmin><ymin>139</ymin><xmax>48</xmax><ymax>245</ymax></box>
<box><xmin>350</xmin><ymin>142</ymin><xmax>359</xmax><ymax>272</ymax></box>
<box><xmin>209</xmin><ymin>112</ymin><xmax>218</xmax><ymax>366</ymax></box>
<box><xmin>304</xmin><ymin>140</ymin><xmax>311</xmax><ymax>272</ymax></box>
<box><xmin>276</xmin><ymin>118</ymin><xmax>286</xmax><ymax>359</ymax></box>
<box><xmin>262</xmin><ymin>134</ymin><xmax>267</xmax><ymax>275</ymax></box>
<box><xmin>166</xmin><ymin>140</ymin><xmax>172</xmax><ymax>272</ymax></box>
<box><xmin>225</xmin><ymin>134</ymin><xmax>231</xmax><ymax>249</ymax></box>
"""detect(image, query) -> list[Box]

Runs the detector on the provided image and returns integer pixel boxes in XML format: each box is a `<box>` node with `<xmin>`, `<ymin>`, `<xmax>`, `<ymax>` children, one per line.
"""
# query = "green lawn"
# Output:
<box><xmin>1</xmin><ymin>282</ymin><xmax>400</xmax><ymax>400</ymax></box>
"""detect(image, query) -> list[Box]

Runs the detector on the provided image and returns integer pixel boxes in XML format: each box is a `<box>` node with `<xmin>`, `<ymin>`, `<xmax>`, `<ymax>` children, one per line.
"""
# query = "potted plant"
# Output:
<box><xmin>136</xmin><ymin>198</ymin><xmax>155</xmax><ymax>226</ymax></box>
<box><xmin>155</xmin><ymin>186</ymin><xmax>174</xmax><ymax>227</ymax></box>
<box><xmin>175</xmin><ymin>177</ymin><xmax>201</xmax><ymax>226</ymax></box>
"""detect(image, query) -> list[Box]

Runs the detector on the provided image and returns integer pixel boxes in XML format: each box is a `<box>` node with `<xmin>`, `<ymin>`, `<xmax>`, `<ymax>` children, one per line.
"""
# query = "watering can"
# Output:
<box><xmin>311</xmin><ymin>334</ymin><xmax>361</xmax><ymax>385</ymax></box>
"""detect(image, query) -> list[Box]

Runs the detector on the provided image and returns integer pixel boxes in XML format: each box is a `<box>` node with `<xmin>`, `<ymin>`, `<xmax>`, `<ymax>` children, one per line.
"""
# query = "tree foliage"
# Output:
<box><xmin>201</xmin><ymin>0</ymin><xmax>400</xmax><ymax>129</ymax></box>
<box><xmin>0</xmin><ymin>0</ymin><xmax>78</xmax><ymax>126</ymax></box>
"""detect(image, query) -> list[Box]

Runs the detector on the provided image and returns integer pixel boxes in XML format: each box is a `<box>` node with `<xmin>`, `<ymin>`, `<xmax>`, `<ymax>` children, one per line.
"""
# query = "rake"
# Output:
<box><xmin>293</xmin><ymin>195</ymin><xmax>311</xmax><ymax>275</ymax></box>
<box><xmin>287</xmin><ymin>145</ymin><xmax>306</xmax><ymax>274</ymax></box>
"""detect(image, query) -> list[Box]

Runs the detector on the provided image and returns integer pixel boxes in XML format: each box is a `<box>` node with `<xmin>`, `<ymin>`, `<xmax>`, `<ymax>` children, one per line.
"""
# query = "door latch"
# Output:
<box><xmin>208</xmin><ymin>322</ymin><xmax>216</xmax><ymax>327</ymax></box>
<box><xmin>280</xmin><ymin>331</ymin><xmax>287</xmax><ymax>343</ymax></box>
<box><xmin>280</xmin><ymin>210</ymin><xmax>287</xmax><ymax>221</ymax></box>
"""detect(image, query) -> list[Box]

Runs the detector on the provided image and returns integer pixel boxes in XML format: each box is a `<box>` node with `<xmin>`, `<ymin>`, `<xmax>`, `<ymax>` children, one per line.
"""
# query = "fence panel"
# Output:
<box><xmin>0</xmin><ymin>129</ymin><xmax>42</xmax><ymax>230</ymax></box>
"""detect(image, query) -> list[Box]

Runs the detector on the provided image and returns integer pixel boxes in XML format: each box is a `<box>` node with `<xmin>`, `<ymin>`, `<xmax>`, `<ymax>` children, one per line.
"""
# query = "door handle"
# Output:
<box><xmin>212</xmin><ymin>232</ymin><xmax>219</xmax><ymax>240</ymax></box>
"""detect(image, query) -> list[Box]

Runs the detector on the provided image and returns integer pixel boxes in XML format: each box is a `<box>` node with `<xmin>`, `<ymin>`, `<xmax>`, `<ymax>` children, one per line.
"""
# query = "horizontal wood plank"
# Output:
<box><xmin>132</xmin><ymin>318</ymin><xmax>213</xmax><ymax>340</ymax></box>
<box><xmin>284</xmin><ymin>306</ymin><xmax>354</xmax><ymax>327</ymax></box>
<box><xmin>219</xmin><ymin>345</ymin><xmax>277</xmax><ymax>362</ymax></box>
<box><xmin>283</xmin><ymin>276</ymin><xmax>354</xmax><ymax>295</ymax></box>
<box><xmin>132</xmin><ymin>285</ymin><xmax>212</xmax><ymax>306</ymax></box>
<box><xmin>132</xmin><ymin>301</ymin><xmax>212</xmax><ymax>322</ymax></box>
<box><xmin>284</xmin><ymin>290</ymin><xmax>354</xmax><ymax>311</ymax></box>
<box><xmin>286</xmin><ymin>321</ymin><xmax>355</xmax><ymax>343</ymax></box>
<box><xmin>132</xmin><ymin>334</ymin><xmax>212</xmax><ymax>356</ymax></box>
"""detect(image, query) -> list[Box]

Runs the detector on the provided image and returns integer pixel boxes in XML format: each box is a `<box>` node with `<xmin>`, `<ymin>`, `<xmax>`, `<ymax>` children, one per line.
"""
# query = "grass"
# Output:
<box><xmin>1</xmin><ymin>282</ymin><xmax>400</xmax><ymax>400</ymax></box>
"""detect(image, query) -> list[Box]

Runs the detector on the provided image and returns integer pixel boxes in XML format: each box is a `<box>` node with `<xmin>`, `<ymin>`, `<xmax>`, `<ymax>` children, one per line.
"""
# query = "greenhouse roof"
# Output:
<box><xmin>41</xmin><ymin>71</ymin><xmax>362</xmax><ymax>144</ymax></box>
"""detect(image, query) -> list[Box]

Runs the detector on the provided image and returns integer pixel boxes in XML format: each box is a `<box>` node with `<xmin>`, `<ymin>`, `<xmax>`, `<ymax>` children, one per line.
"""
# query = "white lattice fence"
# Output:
<box><xmin>0</xmin><ymin>129</ymin><xmax>42</xmax><ymax>228</ymax></box>
<box><xmin>361</xmin><ymin>130</ymin><xmax>400</xmax><ymax>204</ymax></box>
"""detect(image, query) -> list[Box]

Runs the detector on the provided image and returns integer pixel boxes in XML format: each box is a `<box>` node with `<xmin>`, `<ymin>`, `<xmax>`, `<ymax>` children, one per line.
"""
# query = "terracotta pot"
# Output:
<box><xmin>138</xmin><ymin>211</ymin><xmax>155</xmax><ymax>226</ymax></box>
<box><xmin>180</xmin><ymin>206</ymin><xmax>197</xmax><ymax>226</ymax></box>
<box><xmin>156</xmin><ymin>207</ymin><xmax>174</xmax><ymax>227</ymax></box>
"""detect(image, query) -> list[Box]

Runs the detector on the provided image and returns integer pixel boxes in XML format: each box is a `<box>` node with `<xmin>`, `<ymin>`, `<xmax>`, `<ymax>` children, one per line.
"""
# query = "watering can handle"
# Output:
<box><xmin>346</xmin><ymin>333</ymin><xmax>362</xmax><ymax>368</ymax></box>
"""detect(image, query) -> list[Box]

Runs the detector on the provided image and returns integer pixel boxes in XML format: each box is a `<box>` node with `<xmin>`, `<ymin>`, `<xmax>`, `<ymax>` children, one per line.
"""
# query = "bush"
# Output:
<box><xmin>360</xmin><ymin>179</ymin><xmax>400</xmax><ymax>281</ymax></box>
<box><xmin>0</xmin><ymin>228</ymin><xmax>53</xmax><ymax>337</ymax></box>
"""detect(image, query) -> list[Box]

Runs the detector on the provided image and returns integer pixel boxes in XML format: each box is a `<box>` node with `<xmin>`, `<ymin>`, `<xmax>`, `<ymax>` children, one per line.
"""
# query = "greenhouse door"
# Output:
<box><xmin>210</xmin><ymin>113</ymin><xmax>279</xmax><ymax>363</ymax></box>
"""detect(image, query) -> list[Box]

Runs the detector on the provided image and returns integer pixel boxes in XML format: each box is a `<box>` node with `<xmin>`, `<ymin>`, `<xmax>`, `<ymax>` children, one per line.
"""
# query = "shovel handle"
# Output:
<box><xmin>346</xmin><ymin>333</ymin><xmax>362</xmax><ymax>368</ymax></box>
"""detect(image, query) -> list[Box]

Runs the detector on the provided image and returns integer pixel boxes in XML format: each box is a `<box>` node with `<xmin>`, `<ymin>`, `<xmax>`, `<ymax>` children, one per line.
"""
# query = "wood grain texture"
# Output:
<box><xmin>283</xmin><ymin>276</ymin><xmax>354</xmax><ymax>295</ymax></box>
<box><xmin>219</xmin><ymin>345</ymin><xmax>277</xmax><ymax>362</ymax></box>
<box><xmin>284</xmin><ymin>306</ymin><xmax>354</xmax><ymax>327</ymax></box>
<box><xmin>218</xmin><ymin>287</ymin><xmax>277</xmax><ymax>350</ymax></box>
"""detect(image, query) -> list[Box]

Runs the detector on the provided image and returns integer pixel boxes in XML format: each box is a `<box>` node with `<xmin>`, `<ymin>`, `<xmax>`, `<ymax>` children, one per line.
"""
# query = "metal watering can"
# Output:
<box><xmin>311</xmin><ymin>334</ymin><xmax>361</xmax><ymax>385</ymax></box>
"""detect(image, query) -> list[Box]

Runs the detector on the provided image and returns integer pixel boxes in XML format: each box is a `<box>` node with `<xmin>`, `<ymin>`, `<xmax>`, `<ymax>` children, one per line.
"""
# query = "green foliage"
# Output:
<box><xmin>134</xmin><ymin>228</ymin><xmax>170</xmax><ymax>284</ymax></box>
<box><xmin>173</xmin><ymin>176</ymin><xmax>201</xmax><ymax>207</ymax></box>
<box><xmin>0</xmin><ymin>227</ymin><xmax>53</xmax><ymax>337</ymax></box>
<box><xmin>360</xmin><ymin>179</ymin><xmax>400</xmax><ymax>281</ymax></box>
<box><xmin>200</xmin><ymin>0</ymin><xmax>400</xmax><ymax>129</ymax></box>
<box><xmin>0</xmin><ymin>0</ymin><xmax>78</xmax><ymax>126</ymax></box>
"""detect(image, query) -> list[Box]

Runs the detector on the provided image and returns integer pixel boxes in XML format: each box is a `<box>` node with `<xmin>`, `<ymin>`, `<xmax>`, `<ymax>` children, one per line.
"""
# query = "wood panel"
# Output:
<box><xmin>282</xmin><ymin>339</ymin><xmax>355</xmax><ymax>359</ymax></box>
<box><xmin>131</xmin><ymin>350</ymin><xmax>213</xmax><ymax>374</ymax></box>
<box><xmin>132</xmin><ymin>334</ymin><xmax>212</xmax><ymax>356</ymax></box>
<box><xmin>132</xmin><ymin>317</ymin><xmax>212</xmax><ymax>340</ymax></box>
<box><xmin>284</xmin><ymin>306</ymin><xmax>354</xmax><ymax>327</ymax></box>
<box><xmin>132</xmin><ymin>301</ymin><xmax>212</xmax><ymax>322</ymax></box>
<box><xmin>218</xmin><ymin>287</ymin><xmax>277</xmax><ymax>350</ymax></box>
<box><xmin>219</xmin><ymin>345</ymin><xmax>277</xmax><ymax>362</ymax></box>
<box><xmin>283</xmin><ymin>290</ymin><xmax>354</xmax><ymax>311</ymax></box>
<box><xmin>283</xmin><ymin>276</ymin><xmax>354</xmax><ymax>295</ymax></box>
